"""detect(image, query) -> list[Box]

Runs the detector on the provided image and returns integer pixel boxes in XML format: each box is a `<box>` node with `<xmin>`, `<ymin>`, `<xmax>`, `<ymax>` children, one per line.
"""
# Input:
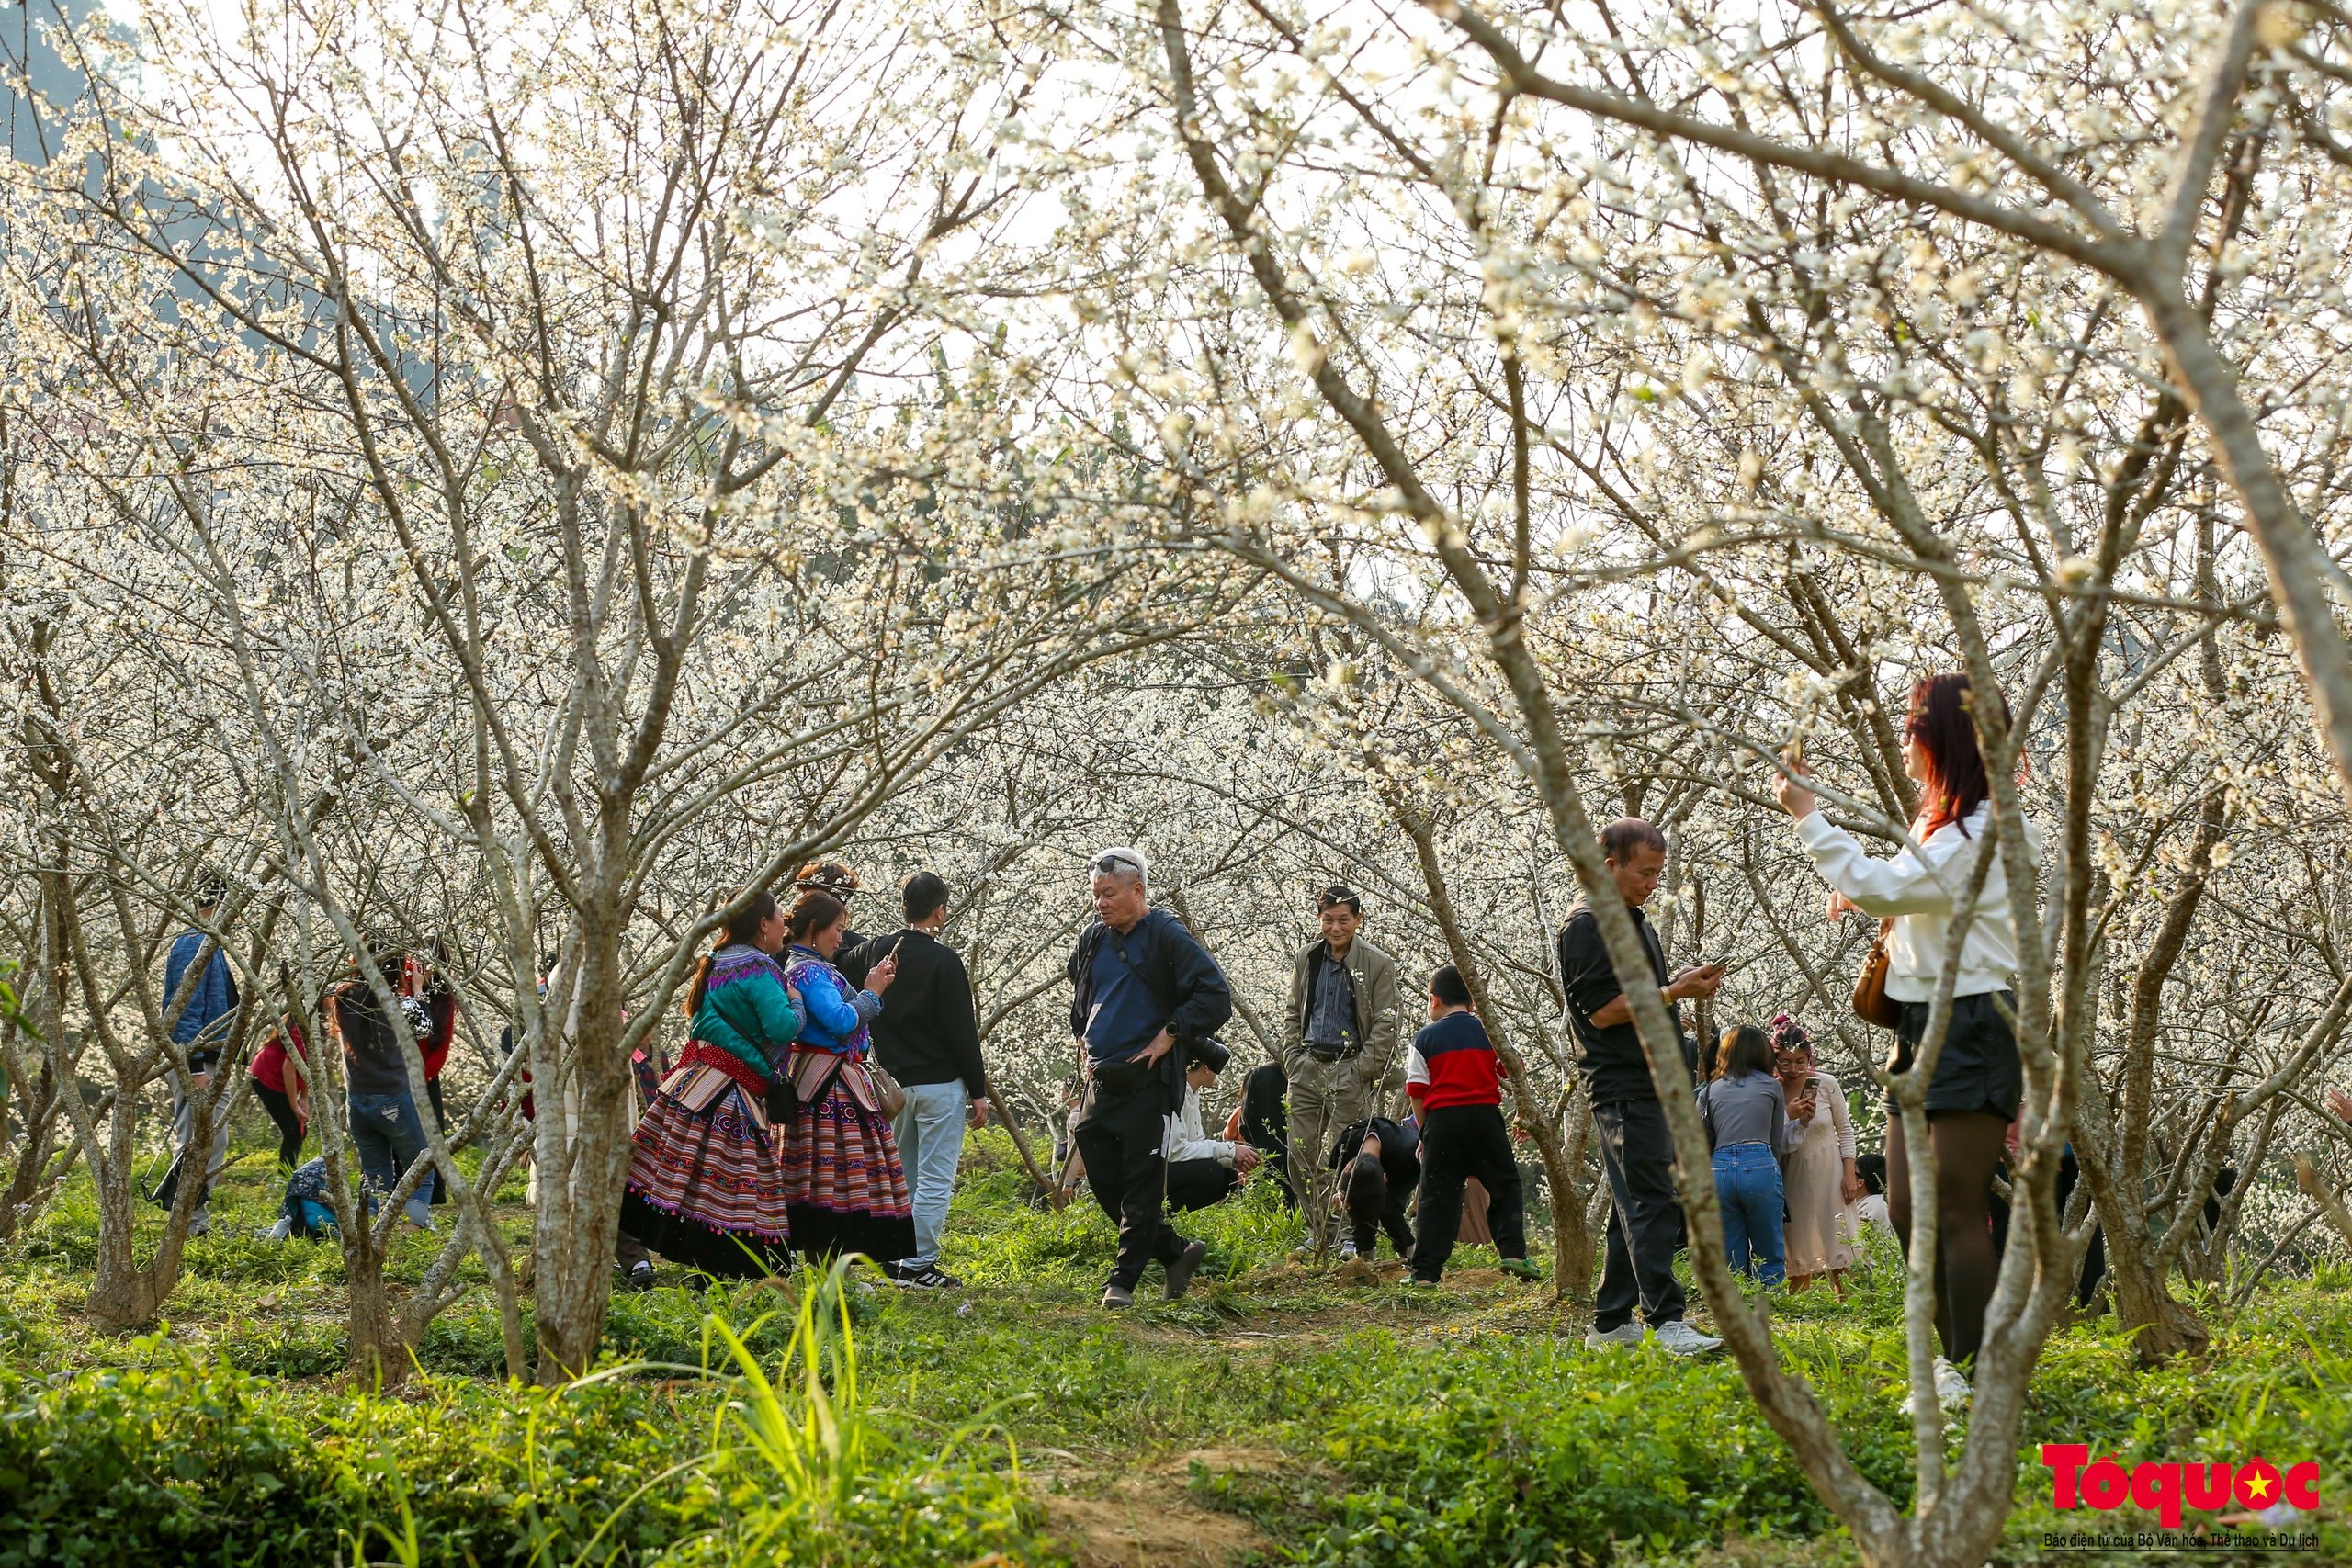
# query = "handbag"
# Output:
<box><xmin>765</xmin><ymin>1053</ymin><xmax>848</xmax><ymax>1127</ymax></box>
<box><xmin>868</xmin><ymin>1062</ymin><xmax>908</xmax><ymax>1120</ymax></box>
<box><xmin>1850</xmin><ymin>919</ymin><xmax>1901</xmax><ymax>1029</ymax></box>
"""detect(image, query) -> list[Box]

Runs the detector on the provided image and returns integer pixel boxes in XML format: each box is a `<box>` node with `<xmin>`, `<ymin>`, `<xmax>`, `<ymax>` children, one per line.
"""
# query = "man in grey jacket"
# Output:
<box><xmin>1283</xmin><ymin>886</ymin><xmax>1402</xmax><ymax>1255</ymax></box>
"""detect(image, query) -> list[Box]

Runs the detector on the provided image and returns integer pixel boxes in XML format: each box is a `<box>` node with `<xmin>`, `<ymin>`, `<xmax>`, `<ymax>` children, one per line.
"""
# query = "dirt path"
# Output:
<box><xmin>1036</xmin><ymin>1447</ymin><xmax>1289</xmax><ymax>1568</ymax></box>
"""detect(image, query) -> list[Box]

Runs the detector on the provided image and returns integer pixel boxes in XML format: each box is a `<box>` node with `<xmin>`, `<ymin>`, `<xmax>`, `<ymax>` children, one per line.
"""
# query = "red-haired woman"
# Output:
<box><xmin>619</xmin><ymin>887</ymin><xmax>803</xmax><ymax>1280</ymax></box>
<box><xmin>777</xmin><ymin>890</ymin><xmax>916</xmax><ymax>1264</ymax></box>
<box><xmin>1775</xmin><ymin>672</ymin><xmax>2040</xmax><ymax>1411</ymax></box>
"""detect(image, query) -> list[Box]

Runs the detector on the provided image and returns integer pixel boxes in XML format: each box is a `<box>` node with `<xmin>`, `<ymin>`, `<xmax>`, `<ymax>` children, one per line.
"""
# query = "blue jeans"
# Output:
<box><xmin>891</xmin><ymin>1080</ymin><xmax>967</xmax><ymax>1268</ymax></box>
<box><xmin>348</xmin><ymin>1091</ymin><xmax>435</xmax><ymax>1229</ymax></box>
<box><xmin>1713</xmin><ymin>1142</ymin><xmax>1785</xmax><ymax>1286</ymax></box>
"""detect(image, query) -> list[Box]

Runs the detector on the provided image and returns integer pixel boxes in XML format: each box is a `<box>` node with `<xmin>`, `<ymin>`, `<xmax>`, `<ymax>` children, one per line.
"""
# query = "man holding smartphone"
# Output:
<box><xmin>1555</xmin><ymin>818</ymin><xmax>1725</xmax><ymax>1356</ymax></box>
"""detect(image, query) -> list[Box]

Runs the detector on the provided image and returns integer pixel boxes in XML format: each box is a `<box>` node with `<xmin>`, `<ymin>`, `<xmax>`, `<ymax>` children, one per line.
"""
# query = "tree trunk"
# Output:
<box><xmin>85</xmin><ymin>1129</ymin><xmax>158</xmax><ymax>1331</ymax></box>
<box><xmin>345</xmin><ymin>1238</ymin><xmax>404</xmax><ymax>1388</ymax></box>
<box><xmin>84</xmin><ymin>1087</ymin><xmax>210</xmax><ymax>1332</ymax></box>
<box><xmin>1551</xmin><ymin>1081</ymin><xmax>1595</xmax><ymax>1298</ymax></box>
<box><xmin>532</xmin><ymin>920</ymin><xmax>634</xmax><ymax>1383</ymax></box>
<box><xmin>84</xmin><ymin>1067</ymin><xmax>225</xmax><ymax>1332</ymax></box>
<box><xmin>986</xmin><ymin>1073</ymin><xmax>1063</xmax><ymax>1208</ymax></box>
<box><xmin>0</xmin><ymin>1059</ymin><xmax>70</xmax><ymax>1244</ymax></box>
<box><xmin>2149</xmin><ymin>301</ymin><xmax>2352</xmax><ymax>831</ymax></box>
<box><xmin>2104</xmin><ymin>1242</ymin><xmax>2211</xmax><ymax>1363</ymax></box>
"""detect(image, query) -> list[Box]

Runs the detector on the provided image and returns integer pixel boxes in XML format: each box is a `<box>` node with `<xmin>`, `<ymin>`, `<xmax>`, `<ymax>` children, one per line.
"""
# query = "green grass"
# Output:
<box><xmin>0</xmin><ymin>1122</ymin><xmax>2346</xmax><ymax>1565</ymax></box>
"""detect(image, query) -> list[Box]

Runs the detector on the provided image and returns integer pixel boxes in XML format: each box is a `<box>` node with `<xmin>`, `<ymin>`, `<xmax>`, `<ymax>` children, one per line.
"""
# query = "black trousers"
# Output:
<box><xmin>1165</xmin><ymin>1157</ymin><xmax>1241</xmax><ymax>1213</ymax></box>
<box><xmin>1413</xmin><ymin>1103</ymin><xmax>1526</xmax><ymax>1281</ymax></box>
<box><xmin>1239</xmin><ymin>1065</ymin><xmax>1294</xmax><ymax>1208</ymax></box>
<box><xmin>254</xmin><ymin>1082</ymin><xmax>305</xmax><ymax>1167</ymax></box>
<box><xmin>1073</xmin><ymin>1078</ymin><xmax>1187</xmax><ymax>1290</ymax></box>
<box><xmin>424</xmin><ymin>1077</ymin><xmax>450</xmax><ymax>1204</ymax></box>
<box><xmin>1350</xmin><ymin>1154</ymin><xmax>1420</xmax><ymax>1258</ymax></box>
<box><xmin>1592</xmin><ymin>1097</ymin><xmax>1687</xmax><ymax>1330</ymax></box>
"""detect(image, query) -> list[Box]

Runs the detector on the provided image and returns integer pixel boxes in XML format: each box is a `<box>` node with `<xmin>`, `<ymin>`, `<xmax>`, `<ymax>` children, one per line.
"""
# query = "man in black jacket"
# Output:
<box><xmin>1065</xmin><ymin>846</ymin><xmax>1234</xmax><ymax>1308</ymax></box>
<box><xmin>841</xmin><ymin>872</ymin><xmax>989</xmax><ymax>1290</ymax></box>
<box><xmin>1556</xmin><ymin>818</ymin><xmax>1724</xmax><ymax>1356</ymax></box>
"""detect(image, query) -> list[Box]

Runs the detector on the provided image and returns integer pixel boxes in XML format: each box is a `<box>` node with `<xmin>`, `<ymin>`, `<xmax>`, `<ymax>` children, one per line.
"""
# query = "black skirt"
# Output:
<box><xmin>1890</xmin><ymin>990</ymin><xmax>2022</xmax><ymax>1120</ymax></box>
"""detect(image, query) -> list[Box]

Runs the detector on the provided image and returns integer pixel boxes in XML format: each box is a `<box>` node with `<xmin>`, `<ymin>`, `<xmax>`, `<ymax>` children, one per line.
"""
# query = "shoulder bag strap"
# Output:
<box><xmin>1106</xmin><ymin>922</ymin><xmax>1181</xmax><ymax>1021</ymax></box>
<box><xmin>810</xmin><ymin>1054</ymin><xmax>849</xmax><ymax>1108</ymax></box>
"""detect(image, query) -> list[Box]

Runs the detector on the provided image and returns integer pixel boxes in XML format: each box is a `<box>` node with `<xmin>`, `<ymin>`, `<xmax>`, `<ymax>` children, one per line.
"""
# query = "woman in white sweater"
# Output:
<box><xmin>1770</xmin><ymin>1016</ymin><xmax>1860</xmax><ymax>1296</ymax></box>
<box><xmin>1774</xmin><ymin>672</ymin><xmax>2039</xmax><ymax>1409</ymax></box>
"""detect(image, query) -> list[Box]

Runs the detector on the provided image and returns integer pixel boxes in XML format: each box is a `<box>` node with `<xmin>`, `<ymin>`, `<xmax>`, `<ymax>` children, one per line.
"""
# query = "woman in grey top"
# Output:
<box><xmin>1698</xmin><ymin>1025</ymin><xmax>1802</xmax><ymax>1285</ymax></box>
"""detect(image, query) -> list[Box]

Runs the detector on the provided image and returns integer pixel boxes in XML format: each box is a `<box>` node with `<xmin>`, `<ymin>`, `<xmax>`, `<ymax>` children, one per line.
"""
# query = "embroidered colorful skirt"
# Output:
<box><xmin>779</xmin><ymin>1050</ymin><xmax>915</xmax><ymax>1263</ymax></box>
<box><xmin>619</xmin><ymin>1055</ymin><xmax>791</xmax><ymax>1279</ymax></box>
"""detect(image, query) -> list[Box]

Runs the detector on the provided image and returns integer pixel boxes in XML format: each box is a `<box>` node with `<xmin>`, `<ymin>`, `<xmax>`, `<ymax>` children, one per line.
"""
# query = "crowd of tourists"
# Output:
<box><xmin>151</xmin><ymin>671</ymin><xmax>2056</xmax><ymax>1408</ymax></box>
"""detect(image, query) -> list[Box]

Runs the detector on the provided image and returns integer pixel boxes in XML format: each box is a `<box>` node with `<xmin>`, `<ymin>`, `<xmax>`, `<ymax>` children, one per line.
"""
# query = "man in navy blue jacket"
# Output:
<box><xmin>1065</xmin><ymin>847</ymin><xmax>1233</xmax><ymax>1308</ymax></box>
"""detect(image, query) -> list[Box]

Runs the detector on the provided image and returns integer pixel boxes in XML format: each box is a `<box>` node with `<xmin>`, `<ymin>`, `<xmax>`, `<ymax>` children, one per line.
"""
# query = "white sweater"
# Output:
<box><xmin>1163</xmin><ymin>1086</ymin><xmax>1238</xmax><ymax>1165</ymax></box>
<box><xmin>1792</xmin><ymin>1069</ymin><xmax>1857</xmax><ymax>1159</ymax></box>
<box><xmin>1795</xmin><ymin>802</ymin><xmax>2040</xmax><ymax>1003</ymax></box>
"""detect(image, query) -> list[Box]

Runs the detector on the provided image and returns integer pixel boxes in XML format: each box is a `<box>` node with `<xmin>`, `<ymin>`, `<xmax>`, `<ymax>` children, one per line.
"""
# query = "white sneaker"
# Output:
<box><xmin>1583</xmin><ymin>1321</ymin><xmax>1645</xmax><ymax>1349</ymax></box>
<box><xmin>1337</xmin><ymin>1238</ymin><xmax>1359</xmax><ymax>1262</ymax></box>
<box><xmin>265</xmin><ymin>1216</ymin><xmax>293</xmax><ymax>1242</ymax></box>
<box><xmin>1933</xmin><ymin>1356</ymin><xmax>1973</xmax><ymax>1411</ymax></box>
<box><xmin>1652</xmin><ymin>1319</ymin><xmax>1724</xmax><ymax>1357</ymax></box>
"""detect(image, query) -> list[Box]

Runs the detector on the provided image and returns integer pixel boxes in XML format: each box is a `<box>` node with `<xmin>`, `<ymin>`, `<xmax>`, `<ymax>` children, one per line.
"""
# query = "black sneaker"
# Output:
<box><xmin>626</xmin><ymin>1259</ymin><xmax>655</xmax><ymax>1290</ymax></box>
<box><xmin>890</xmin><ymin>1263</ymin><xmax>958</xmax><ymax>1291</ymax></box>
<box><xmin>1164</xmin><ymin>1239</ymin><xmax>1208</xmax><ymax>1301</ymax></box>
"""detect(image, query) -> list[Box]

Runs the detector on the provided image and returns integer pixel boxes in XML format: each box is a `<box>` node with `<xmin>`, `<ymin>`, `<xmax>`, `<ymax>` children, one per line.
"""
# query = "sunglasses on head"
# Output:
<box><xmin>1091</xmin><ymin>852</ymin><xmax>1141</xmax><ymax>875</ymax></box>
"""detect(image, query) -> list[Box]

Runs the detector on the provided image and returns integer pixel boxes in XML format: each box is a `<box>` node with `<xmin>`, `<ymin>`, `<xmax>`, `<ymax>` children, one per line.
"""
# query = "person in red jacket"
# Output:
<box><xmin>248</xmin><ymin>1013</ymin><xmax>311</xmax><ymax>1168</ymax></box>
<box><xmin>1405</xmin><ymin>965</ymin><xmax>1541</xmax><ymax>1287</ymax></box>
<box><xmin>413</xmin><ymin>942</ymin><xmax>460</xmax><ymax>1207</ymax></box>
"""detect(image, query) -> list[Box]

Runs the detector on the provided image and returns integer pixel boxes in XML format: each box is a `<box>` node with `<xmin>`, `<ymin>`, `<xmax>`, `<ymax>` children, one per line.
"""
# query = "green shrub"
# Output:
<box><xmin>0</xmin><ymin>1347</ymin><xmax>718</xmax><ymax>1567</ymax></box>
<box><xmin>0</xmin><ymin>1318</ymin><xmax>1053</xmax><ymax>1568</ymax></box>
<box><xmin>1282</xmin><ymin>1332</ymin><xmax>1913</xmax><ymax>1566</ymax></box>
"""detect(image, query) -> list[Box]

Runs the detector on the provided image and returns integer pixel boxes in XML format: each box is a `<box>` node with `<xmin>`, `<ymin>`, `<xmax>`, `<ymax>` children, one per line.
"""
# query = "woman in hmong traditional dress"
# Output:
<box><xmin>777</xmin><ymin>890</ymin><xmax>916</xmax><ymax>1262</ymax></box>
<box><xmin>619</xmin><ymin>888</ymin><xmax>803</xmax><ymax>1278</ymax></box>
